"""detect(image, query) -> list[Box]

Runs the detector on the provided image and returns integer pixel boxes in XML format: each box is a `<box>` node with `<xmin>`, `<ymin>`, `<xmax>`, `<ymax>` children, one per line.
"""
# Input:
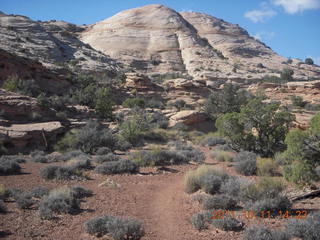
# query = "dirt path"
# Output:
<box><xmin>148</xmin><ymin>174</ymin><xmax>186</xmax><ymax>240</ymax></box>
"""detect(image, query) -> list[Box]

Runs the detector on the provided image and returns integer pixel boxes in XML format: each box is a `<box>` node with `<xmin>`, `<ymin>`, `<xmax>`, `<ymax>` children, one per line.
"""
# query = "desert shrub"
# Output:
<box><xmin>184</xmin><ymin>166</ymin><xmax>229</xmax><ymax>194</ymax></box>
<box><xmin>211</xmin><ymin>216</ymin><xmax>244</xmax><ymax>231</ymax></box>
<box><xmin>220</xmin><ymin>177</ymin><xmax>241</xmax><ymax>197</ymax></box>
<box><xmin>199</xmin><ymin>174</ymin><xmax>222</xmax><ymax>195</ymax></box>
<box><xmin>286</xmin><ymin>211</ymin><xmax>320</xmax><ymax>240</ymax></box>
<box><xmin>95</xmin><ymin>160</ymin><xmax>139</xmax><ymax>175</ymax></box>
<box><xmin>16</xmin><ymin>193</ymin><xmax>35</xmax><ymax>209</ymax></box>
<box><xmin>244</xmin><ymin>225</ymin><xmax>290</xmax><ymax>240</ymax></box>
<box><xmin>203</xmin><ymin>194</ymin><xmax>237</xmax><ymax>210</ymax></box>
<box><xmin>39</xmin><ymin>187</ymin><xmax>80</xmax><ymax>220</ymax></box>
<box><xmin>55</xmin><ymin>121</ymin><xmax>118</xmax><ymax>154</ymax></box>
<box><xmin>210</xmin><ymin>150</ymin><xmax>234</xmax><ymax>162</ymax></box>
<box><xmin>257</xmin><ymin>158</ymin><xmax>278</xmax><ymax>176</ymax></box>
<box><xmin>0</xmin><ymin>199</ymin><xmax>7</xmax><ymax>213</ymax></box>
<box><xmin>305</xmin><ymin>58</ymin><xmax>314</xmax><ymax>65</ymax></box>
<box><xmin>0</xmin><ymin>155</ymin><xmax>26</xmax><ymax>163</ymax></box>
<box><xmin>67</xmin><ymin>157</ymin><xmax>91</xmax><ymax>170</ymax></box>
<box><xmin>215</xmin><ymin>144</ymin><xmax>232</xmax><ymax>151</ymax></box>
<box><xmin>200</xmin><ymin>137</ymin><xmax>226</xmax><ymax>147</ymax></box>
<box><xmin>167</xmin><ymin>141</ymin><xmax>194</xmax><ymax>151</ymax></box>
<box><xmin>235</xmin><ymin>158</ymin><xmax>257</xmax><ymax>176</ymax></box>
<box><xmin>0</xmin><ymin>159</ymin><xmax>21</xmax><ymax>175</ymax></box>
<box><xmin>216</xmin><ymin>98</ymin><xmax>294</xmax><ymax>157</ymax></box>
<box><xmin>6</xmin><ymin>188</ymin><xmax>24</xmax><ymax>200</ymax></box>
<box><xmin>40</xmin><ymin>165</ymin><xmax>83</xmax><ymax>181</ymax></box>
<box><xmin>190</xmin><ymin>212</ymin><xmax>211</xmax><ymax>231</ymax></box>
<box><xmin>2</xmin><ymin>76</ymin><xmax>41</xmax><ymax>97</ymax></box>
<box><xmin>240</xmin><ymin>178</ymin><xmax>285</xmax><ymax>202</ymax></box>
<box><xmin>170</xmin><ymin>99</ymin><xmax>186</xmax><ymax>110</ymax></box>
<box><xmin>305</xmin><ymin>103</ymin><xmax>320</xmax><ymax>111</ymax></box>
<box><xmin>31</xmin><ymin>186</ymin><xmax>49</xmax><ymax>199</ymax></box>
<box><xmin>146</xmin><ymin>99</ymin><xmax>165</xmax><ymax>109</ymax></box>
<box><xmin>205</xmin><ymin>83</ymin><xmax>251</xmax><ymax>120</ymax></box>
<box><xmin>52</xmin><ymin>150</ymin><xmax>87</xmax><ymax>162</ymax></box>
<box><xmin>70</xmin><ymin>186</ymin><xmax>93</xmax><ymax>199</ymax></box>
<box><xmin>30</xmin><ymin>150</ymin><xmax>45</xmax><ymax>158</ymax></box>
<box><xmin>247</xmin><ymin>196</ymin><xmax>292</xmax><ymax>216</ymax></box>
<box><xmin>234</xmin><ymin>151</ymin><xmax>257</xmax><ymax>162</ymax></box>
<box><xmin>0</xmin><ymin>184</ymin><xmax>7</xmax><ymax>200</ymax></box>
<box><xmin>280</xmin><ymin>68</ymin><xmax>294</xmax><ymax>82</ymax></box>
<box><xmin>85</xmin><ymin>215</ymin><xmax>144</xmax><ymax>240</ymax></box>
<box><xmin>283</xmin><ymin>114</ymin><xmax>320</xmax><ymax>184</ymax></box>
<box><xmin>122</xmin><ymin>98</ymin><xmax>145</xmax><ymax>108</ymax></box>
<box><xmin>96</xmin><ymin>147</ymin><xmax>111</xmax><ymax>155</ymax></box>
<box><xmin>96</xmin><ymin>153</ymin><xmax>121</xmax><ymax>164</ymax></box>
<box><xmin>94</xmin><ymin>87</ymin><xmax>115</xmax><ymax>120</ymax></box>
<box><xmin>130</xmin><ymin>149</ymin><xmax>186</xmax><ymax>167</ymax></box>
<box><xmin>290</xmin><ymin>95</ymin><xmax>307</xmax><ymax>108</ymax></box>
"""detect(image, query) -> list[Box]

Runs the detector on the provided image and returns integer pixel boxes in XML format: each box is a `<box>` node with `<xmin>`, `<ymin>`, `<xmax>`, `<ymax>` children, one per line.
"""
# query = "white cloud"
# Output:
<box><xmin>273</xmin><ymin>0</ymin><xmax>320</xmax><ymax>14</ymax></box>
<box><xmin>245</xmin><ymin>2</ymin><xmax>277</xmax><ymax>23</ymax></box>
<box><xmin>254</xmin><ymin>31</ymin><xmax>276</xmax><ymax>41</ymax></box>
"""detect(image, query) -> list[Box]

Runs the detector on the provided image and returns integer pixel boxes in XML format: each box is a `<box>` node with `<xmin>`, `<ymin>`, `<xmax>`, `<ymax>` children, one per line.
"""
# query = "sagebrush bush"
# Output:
<box><xmin>257</xmin><ymin>158</ymin><xmax>279</xmax><ymax>176</ymax></box>
<box><xmin>220</xmin><ymin>177</ymin><xmax>241</xmax><ymax>197</ymax></box>
<box><xmin>70</xmin><ymin>186</ymin><xmax>93</xmax><ymax>199</ymax></box>
<box><xmin>203</xmin><ymin>194</ymin><xmax>237</xmax><ymax>210</ymax></box>
<box><xmin>95</xmin><ymin>160</ymin><xmax>139</xmax><ymax>175</ymax></box>
<box><xmin>122</xmin><ymin>98</ymin><xmax>145</xmax><ymax>109</ymax></box>
<box><xmin>210</xmin><ymin>150</ymin><xmax>234</xmax><ymax>162</ymax></box>
<box><xmin>199</xmin><ymin>174</ymin><xmax>222</xmax><ymax>195</ymax></box>
<box><xmin>39</xmin><ymin>187</ymin><xmax>80</xmax><ymax>220</ymax></box>
<box><xmin>31</xmin><ymin>186</ymin><xmax>49</xmax><ymax>199</ymax></box>
<box><xmin>190</xmin><ymin>212</ymin><xmax>211</xmax><ymax>231</ymax></box>
<box><xmin>211</xmin><ymin>216</ymin><xmax>244</xmax><ymax>231</ymax></box>
<box><xmin>85</xmin><ymin>215</ymin><xmax>145</xmax><ymax>240</ymax></box>
<box><xmin>184</xmin><ymin>166</ymin><xmax>229</xmax><ymax>194</ymax></box>
<box><xmin>167</xmin><ymin>141</ymin><xmax>194</xmax><ymax>151</ymax></box>
<box><xmin>16</xmin><ymin>193</ymin><xmax>35</xmax><ymax>209</ymax></box>
<box><xmin>96</xmin><ymin>153</ymin><xmax>121</xmax><ymax>164</ymax></box>
<box><xmin>240</xmin><ymin>178</ymin><xmax>285</xmax><ymax>202</ymax></box>
<box><xmin>67</xmin><ymin>157</ymin><xmax>91</xmax><ymax>170</ymax></box>
<box><xmin>200</xmin><ymin>137</ymin><xmax>226</xmax><ymax>147</ymax></box>
<box><xmin>40</xmin><ymin>165</ymin><xmax>83</xmax><ymax>181</ymax></box>
<box><xmin>0</xmin><ymin>199</ymin><xmax>7</xmax><ymax>213</ymax></box>
<box><xmin>234</xmin><ymin>151</ymin><xmax>257</xmax><ymax>162</ymax></box>
<box><xmin>247</xmin><ymin>196</ymin><xmax>292</xmax><ymax>216</ymax></box>
<box><xmin>30</xmin><ymin>150</ymin><xmax>45</xmax><ymax>158</ymax></box>
<box><xmin>0</xmin><ymin>159</ymin><xmax>21</xmax><ymax>175</ymax></box>
<box><xmin>96</xmin><ymin>147</ymin><xmax>111</xmax><ymax>155</ymax></box>
<box><xmin>286</xmin><ymin>211</ymin><xmax>320</xmax><ymax>240</ymax></box>
<box><xmin>235</xmin><ymin>158</ymin><xmax>257</xmax><ymax>176</ymax></box>
<box><xmin>244</xmin><ymin>225</ymin><xmax>290</xmax><ymax>240</ymax></box>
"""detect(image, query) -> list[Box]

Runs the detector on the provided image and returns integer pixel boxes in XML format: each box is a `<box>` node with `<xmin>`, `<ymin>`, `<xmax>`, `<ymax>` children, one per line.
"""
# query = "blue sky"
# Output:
<box><xmin>1</xmin><ymin>0</ymin><xmax>320</xmax><ymax>64</ymax></box>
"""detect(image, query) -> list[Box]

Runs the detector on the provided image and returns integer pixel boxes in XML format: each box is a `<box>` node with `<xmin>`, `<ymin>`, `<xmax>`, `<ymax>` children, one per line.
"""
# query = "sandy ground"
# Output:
<box><xmin>0</xmin><ymin>148</ymin><xmax>319</xmax><ymax>240</ymax></box>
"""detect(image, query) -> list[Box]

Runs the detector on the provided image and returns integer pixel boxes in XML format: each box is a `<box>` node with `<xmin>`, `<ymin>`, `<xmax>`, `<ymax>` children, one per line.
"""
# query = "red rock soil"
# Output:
<box><xmin>0</xmin><ymin>147</ymin><xmax>319</xmax><ymax>240</ymax></box>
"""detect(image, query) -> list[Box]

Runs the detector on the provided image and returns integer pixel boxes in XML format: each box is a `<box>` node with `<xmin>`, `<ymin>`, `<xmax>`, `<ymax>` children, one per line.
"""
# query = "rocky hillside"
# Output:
<box><xmin>81</xmin><ymin>4</ymin><xmax>320</xmax><ymax>80</ymax></box>
<box><xmin>0</xmin><ymin>11</ymin><xmax>119</xmax><ymax>73</ymax></box>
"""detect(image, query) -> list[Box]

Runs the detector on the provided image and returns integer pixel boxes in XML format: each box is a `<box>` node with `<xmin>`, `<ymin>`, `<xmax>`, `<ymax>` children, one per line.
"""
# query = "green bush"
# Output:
<box><xmin>122</xmin><ymin>98</ymin><xmax>145</xmax><ymax>108</ymax></box>
<box><xmin>205</xmin><ymin>83</ymin><xmax>251</xmax><ymax>120</ymax></box>
<box><xmin>2</xmin><ymin>75</ymin><xmax>41</xmax><ymax>97</ymax></box>
<box><xmin>85</xmin><ymin>215</ymin><xmax>144</xmax><ymax>239</ymax></box>
<box><xmin>290</xmin><ymin>95</ymin><xmax>307</xmax><ymax>108</ymax></box>
<box><xmin>95</xmin><ymin>87</ymin><xmax>114</xmax><ymax>120</ymax></box>
<box><xmin>40</xmin><ymin>165</ymin><xmax>84</xmax><ymax>181</ymax></box>
<box><xmin>96</xmin><ymin>153</ymin><xmax>121</xmax><ymax>164</ymax></box>
<box><xmin>305</xmin><ymin>58</ymin><xmax>314</xmax><ymax>65</ymax></box>
<box><xmin>280</xmin><ymin>68</ymin><xmax>294</xmax><ymax>82</ymax></box>
<box><xmin>283</xmin><ymin>113</ymin><xmax>320</xmax><ymax>184</ymax></box>
<box><xmin>216</xmin><ymin>98</ymin><xmax>294</xmax><ymax>157</ymax></box>
<box><xmin>257</xmin><ymin>158</ymin><xmax>278</xmax><ymax>176</ymax></box>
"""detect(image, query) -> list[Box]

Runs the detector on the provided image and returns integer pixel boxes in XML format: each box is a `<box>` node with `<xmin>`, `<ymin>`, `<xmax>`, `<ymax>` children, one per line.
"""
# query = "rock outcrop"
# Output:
<box><xmin>81</xmin><ymin>4</ymin><xmax>320</xmax><ymax>80</ymax></box>
<box><xmin>0</xmin><ymin>12</ymin><xmax>120</xmax><ymax>73</ymax></box>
